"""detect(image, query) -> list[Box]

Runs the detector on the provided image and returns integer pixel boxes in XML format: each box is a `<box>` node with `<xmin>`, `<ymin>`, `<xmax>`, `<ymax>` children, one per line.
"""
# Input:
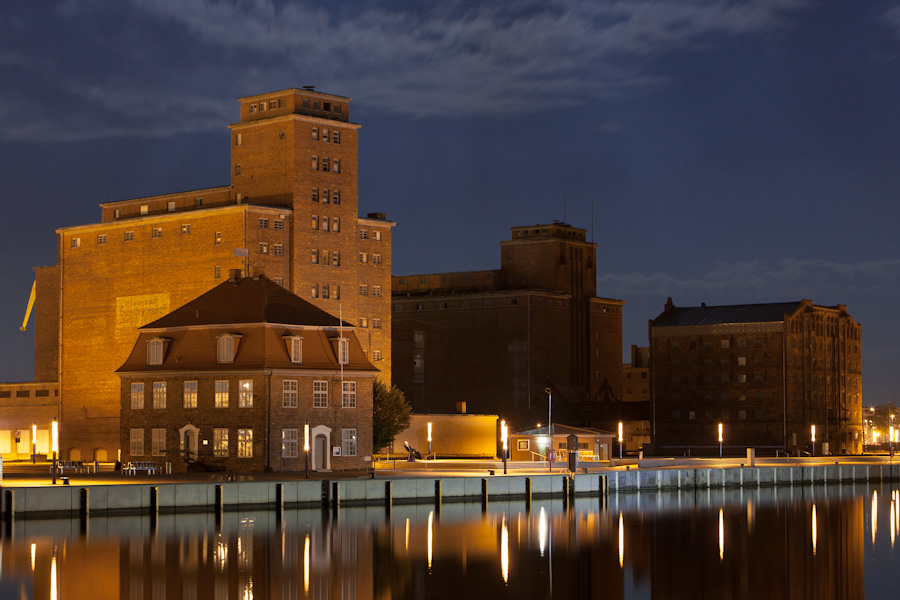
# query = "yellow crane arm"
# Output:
<box><xmin>20</xmin><ymin>280</ymin><xmax>36</xmax><ymax>332</ymax></box>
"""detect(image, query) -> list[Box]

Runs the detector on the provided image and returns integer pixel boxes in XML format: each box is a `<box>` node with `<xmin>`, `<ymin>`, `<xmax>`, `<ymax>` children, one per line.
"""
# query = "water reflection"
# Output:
<box><xmin>1</xmin><ymin>483</ymin><xmax>899</xmax><ymax>598</ymax></box>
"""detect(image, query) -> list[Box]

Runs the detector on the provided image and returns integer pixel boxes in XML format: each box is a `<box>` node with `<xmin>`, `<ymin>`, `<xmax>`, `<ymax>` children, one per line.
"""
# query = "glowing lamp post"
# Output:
<box><xmin>31</xmin><ymin>423</ymin><xmax>36</xmax><ymax>464</ymax></box>
<box><xmin>51</xmin><ymin>419</ymin><xmax>59</xmax><ymax>485</ymax></box>
<box><xmin>501</xmin><ymin>420</ymin><xmax>508</xmax><ymax>475</ymax></box>
<box><xmin>618</xmin><ymin>422</ymin><xmax>624</xmax><ymax>466</ymax></box>
<box><xmin>811</xmin><ymin>424</ymin><xmax>816</xmax><ymax>457</ymax></box>
<box><xmin>718</xmin><ymin>422</ymin><xmax>724</xmax><ymax>459</ymax></box>
<box><xmin>304</xmin><ymin>421</ymin><xmax>310</xmax><ymax>479</ymax></box>
<box><xmin>427</xmin><ymin>421</ymin><xmax>433</xmax><ymax>458</ymax></box>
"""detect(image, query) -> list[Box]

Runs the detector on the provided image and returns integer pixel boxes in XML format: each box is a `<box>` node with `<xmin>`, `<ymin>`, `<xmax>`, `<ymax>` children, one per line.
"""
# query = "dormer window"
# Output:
<box><xmin>147</xmin><ymin>338</ymin><xmax>169</xmax><ymax>366</ymax></box>
<box><xmin>338</xmin><ymin>338</ymin><xmax>349</xmax><ymax>366</ymax></box>
<box><xmin>217</xmin><ymin>334</ymin><xmax>242</xmax><ymax>364</ymax></box>
<box><xmin>283</xmin><ymin>335</ymin><xmax>303</xmax><ymax>364</ymax></box>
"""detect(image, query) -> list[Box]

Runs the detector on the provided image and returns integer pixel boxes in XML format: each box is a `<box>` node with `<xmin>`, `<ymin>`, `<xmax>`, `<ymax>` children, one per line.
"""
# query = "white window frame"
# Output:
<box><xmin>183</xmin><ymin>380</ymin><xmax>198</xmax><ymax>409</ymax></box>
<box><xmin>338</xmin><ymin>338</ymin><xmax>350</xmax><ymax>365</ymax></box>
<box><xmin>147</xmin><ymin>339</ymin><xmax>164</xmax><ymax>365</ymax></box>
<box><xmin>313</xmin><ymin>380</ymin><xmax>328</xmax><ymax>408</ymax></box>
<box><xmin>290</xmin><ymin>337</ymin><xmax>302</xmax><ymax>364</ymax></box>
<box><xmin>238</xmin><ymin>429</ymin><xmax>253</xmax><ymax>458</ymax></box>
<box><xmin>152</xmin><ymin>381</ymin><xmax>166</xmax><ymax>409</ymax></box>
<box><xmin>152</xmin><ymin>428</ymin><xmax>166</xmax><ymax>456</ymax></box>
<box><xmin>217</xmin><ymin>335</ymin><xmax>236</xmax><ymax>363</ymax></box>
<box><xmin>130</xmin><ymin>429</ymin><xmax>144</xmax><ymax>457</ymax></box>
<box><xmin>342</xmin><ymin>381</ymin><xmax>357</xmax><ymax>408</ymax></box>
<box><xmin>342</xmin><ymin>429</ymin><xmax>357</xmax><ymax>457</ymax></box>
<box><xmin>130</xmin><ymin>382</ymin><xmax>144</xmax><ymax>410</ymax></box>
<box><xmin>239</xmin><ymin>379</ymin><xmax>253</xmax><ymax>408</ymax></box>
<box><xmin>215</xmin><ymin>380</ymin><xmax>229</xmax><ymax>408</ymax></box>
<box><xmin>213</xmin><ymin>428</ymin><xmax>228</xmax><ymax>457</ymax></box>
<box><xmin>283</xmin><ymin>379</ymin><xmax>298</xmax><ymax>408</ymax></box>
<box><xmin>282</xmin><ymin>429</ymin><xmax>299</xmax><ymax>458</ymax></box>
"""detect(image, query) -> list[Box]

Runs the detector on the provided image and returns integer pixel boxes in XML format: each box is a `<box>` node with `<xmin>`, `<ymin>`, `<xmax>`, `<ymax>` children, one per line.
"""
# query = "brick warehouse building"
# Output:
<box><xmin>28</xmin><ymin>88</ymin><xmax>393</xmax><ymax>461</ymax></box>
<box><xmin>392</xmin><ymin>222</ymin><xmax>623</xmax><ymax>428</ymax></box>
<box><xmin>650</xmin><ymin>299</ymin><xmax>862</xmax><ymax>455</ymax></box>
<box><xmin>118</xmin><ymin>273</ymin><xmax>376</xmax><ymax>472</ymax></box>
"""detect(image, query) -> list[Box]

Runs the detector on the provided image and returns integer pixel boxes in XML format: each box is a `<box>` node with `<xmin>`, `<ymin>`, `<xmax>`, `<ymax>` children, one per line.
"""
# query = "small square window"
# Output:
<box><xmin>259</xmin><ymin>243</ymin><xmax>268</xmax><ymax>254</ymax></box>
<box><xmin>97</xmin><ymin>234</ymin><xmax>106</xmax><ymax>245</ymax></box>
<box><xmin>274</xmin><ymin>220</ymin><xmax>284</xmax><ymax>230</ymax></box>
<box><xmin>151</xmin><ymin>228</ymin><xmax>162</xmax><ymax>239</ymax></box>
<box><xmin>259</xmin><ymin>218</ymin><xmax>269</xmax><ymax>229</ymax></box>
<box><xmin>181</xmin><ymin>224</ymin><xmax>191</xmax><ymax>235</ymax></box>
<box><xmin>71</xmin><ymin>238</ymin><xmax>81</xmax><ymax>248</ymax></box>
<box><xmin>274</xmin><ymin>244</ymin><xmax>284</xmax><ymax>256</ymax></box>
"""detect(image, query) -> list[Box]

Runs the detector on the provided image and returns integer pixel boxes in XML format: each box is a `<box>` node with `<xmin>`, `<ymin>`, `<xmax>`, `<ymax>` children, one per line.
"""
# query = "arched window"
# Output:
<box><xmin>147</xmin><ymin>339</ymin><xmax>164</xmax><ymax>365</ymax></box>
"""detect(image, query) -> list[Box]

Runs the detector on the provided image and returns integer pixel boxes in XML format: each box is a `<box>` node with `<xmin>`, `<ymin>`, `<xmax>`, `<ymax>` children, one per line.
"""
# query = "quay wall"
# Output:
<box><xmin>3</xmin><ymin>463</ymin><xmax>900</xmax><ymax>520</ymax></box>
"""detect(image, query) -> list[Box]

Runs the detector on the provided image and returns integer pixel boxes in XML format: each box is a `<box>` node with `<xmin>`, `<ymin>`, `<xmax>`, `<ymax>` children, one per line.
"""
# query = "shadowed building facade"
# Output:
<box><xmin>29</xmin><ymin>88</ymin><xmax>392</xmax><ymax>461</ymax></box>
<box><xmin>650</xmin><ymin>298</ymin><xmax>862</xmax><ymax>455</ymax></box>
<box><xmin>392</xmin><ymin>222</ymin><xmax>623</xmax><ymax>428</ymax></box>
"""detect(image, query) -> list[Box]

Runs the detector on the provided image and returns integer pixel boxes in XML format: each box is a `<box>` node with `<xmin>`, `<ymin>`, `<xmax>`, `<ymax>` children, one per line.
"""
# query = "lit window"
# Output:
<box><xmin>342</xmin><ymin>429</ymin><xmax>357</xmax><ymax>456</ymax></box>
<box><xmin>311</xmin><ymin>284</ymin><xmax>318</xmax><ymax>298</ymax></box>
<box><xmin>152</xmin><ymin>382</ymin><xmax>166</xmax><ymax>409</ymax></box>
<box><xmin>312</xmin><ymin>216</ymin><xmax>318</xmax><ymax>230</ymax></box>
<box><xmin>214</xmin><ymin>428</ymin><xmax>228</xmax><ymax>457</ymax></box>
<box><xmin>333</xmin><ymin>159</ymin><xmax>340</xmax><ymax>173</ymax></box>
<box><xmin>130</xmin><ymin>429</ymin><xmax>144</xmax><ymax>456</ymax></box>
<box><xmin>114</xmin><ymin>209</ymin><xmax>121</xmax><ymax>219</ymax></box>
<box><xmin>332</xmin><ymin>218</ymin><xmax>340</xmax><ymax>232</ymax></box>
<box><xmin>97</xmin><ymin>234</ymin><xmax>107</xmax><ymax>245</ymax></box>
<box><xmin>333</xmin><ymin>285</ymin><xmax>340</xmax><ymax>300</ymax></box>
<box><xmin>313</xmin><ymin>380</ymin><xmax>328</xmax><ymax>408</ymax></box>
<box><xmin>215</xmin><ymin>380</ymin><xmax>229</xmax><ymax>408</ymax></box>
<box><xmin>283</xmin><ymin>380</ymin><xmax>298</xmax><ymax>408</ymax></box>
<box><xmin>181</xmin><ymin>224</ymin><xmax>191</xmax><ymax>235</ymax></box>
<box><xmin>259</xmin><ymin>243</ymin><xmax>268</xmax><ymax>254</ymax></box>
<box><xmin>737</xmin><ymin>356</ymin><xmax>747</xmax><ymax>366</ymax></box>
<box><xmin>130</xmin><ymin>382</ymin><xmax>144</xmax><ymax>410</ymax></box>
<box><xmin>235</xmin><ymin>133</ymin><xmax>242</xmax><ymax>146</ymax></box>
<box><xmin>238</xmin><ymin>379</ymin><xmax>253</xmax><ymax>408</ymax></box>
<box><xmin>342</xmin><ymin>382</ymin><xmax>357</xmax><ymax>408</ymax></box>
<box><xmin>359</xmin><ymin>318</ymin><xmax>368</xmax><ymax>328</ymax></box>
<box><xmin>152</xmin><ymin>428</ymin><xmax>166</xmax><ymax>456</ymax></box>
<box><xmin>183</xmin><ymin>381</ymin><xmax>197</xmax><ymax>409</ymax></box>
<box><xmin>140</xmin><ymin>205</ymin><xmax>149</xmax><ymax>215</ymax></box>
<box><xmin>274</xmin><ymin>277</ymin><xmax>283</xmax><ymax>286</ymax></box>
<box><xmin>147</xmin><ymin>339</ymin><xmax>164</xmax><ymax>365</ymax></box>
<box><xmin>238</xmin><ymin>429</ymin><xmax>253</xmax><ymax>458</ymax></box>
<box><xmin>312</xmin><ymin>156</ymin><xmax>318</xmax><ymax>171</ymax></box>
<box><xmin>215</xmin><ymin>231</ymin><xmax>221</xmax><ymax>245</ymax></box>
<box><xmin>282</xmin><ymin>429</ymin><xmax>299</xmax><ymax>458</ymax></box>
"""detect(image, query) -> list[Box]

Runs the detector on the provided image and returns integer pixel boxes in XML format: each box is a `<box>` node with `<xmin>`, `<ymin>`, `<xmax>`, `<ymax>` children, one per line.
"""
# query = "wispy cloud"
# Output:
<box><xmin>0</xmin><ymin>0</ymin><xmax>807</xmax><ymax>141</ymax></box>
<box><xmin>599</xmin><ymin>257</ymin><xmax>900</xmax><ymax>297</ymax></box>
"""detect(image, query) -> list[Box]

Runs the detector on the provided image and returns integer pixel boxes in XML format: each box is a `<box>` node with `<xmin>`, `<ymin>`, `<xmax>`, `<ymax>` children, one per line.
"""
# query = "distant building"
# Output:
<box><xmin>650</xmin><ymin>299</ymin><xmax>862</xmax><ymax>455</ymax></box>
<box><xmin>509</xmin><ymin>424</ymin><xmax>616</xmax><ymax>463</ymax></box>
<box><xmin>117</xmin><ymin>273</ymin><xmax>377</xmax><ymax>472</ymax></box>
<box><xmin>392</xmin><ymin>222</ymin><xmax>623</xmax><ymax>429</ymax></box>
<box><xmin>620</xmin><ymin>345</ymin><xmax>651</xmax><ymax>452</ymax></box>
<box><xmin>27</xmin><ymin>88</ymin><xmax>393</xmax><ymax>461</ymax></box>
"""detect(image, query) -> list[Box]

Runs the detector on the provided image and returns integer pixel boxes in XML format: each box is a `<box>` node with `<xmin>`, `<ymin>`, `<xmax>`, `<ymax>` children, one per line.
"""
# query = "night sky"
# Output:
<box><xmin>2</xmin><ymin>1</ymin><xmax>900</xmax><ymax>406</ymax></box>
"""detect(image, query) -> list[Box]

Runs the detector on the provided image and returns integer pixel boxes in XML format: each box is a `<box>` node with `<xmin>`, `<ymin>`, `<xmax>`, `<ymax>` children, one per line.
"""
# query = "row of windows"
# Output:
<box><xmin>130</xmin><ymin>427</ymin><xmax>255</xmax><ymax>458</ymax></box>
<box><xmin>357</xmin><ymin>284</ymin><xmax>383</xmax><ymax>297</ymax></box>
<box><xmin>671</xmin><ymin>390</ymin><xmax>765</xmax><ymax>403</ymax></box>
<box><xmin>670</xmin><ymin>372</ymin><xmax>764</xmax><ymax>384</ymax></box>
<box><xmin>312</xmin><ymin>188</ymin><xmax>341</xmax><ymax>204</ymax></box>
<box><xmin>248</xmin><ymin>98</ymin><xmax>286</xmax><ymax>113</ymax></box>
<box><xmin>311</xmin><ymin>215</ymin><xmax>341</xmax><ymax>232</ymax></box>
<box><xmin>257</xmin><ymin>218</ymin><xmax>285</xmax><ymax>230</ymax></box>
<box><xmin>673</xmin><ymin>338</ymin><xmax>763</xmax><ymax>350</ymax></box>
<box><xmin>211</xmin><ymin>267</ymin><xmax>282</xmax><ymax>287</ymax></box>
<box><xmin>311</xmin><ymin>128</ymin><xmax>341</xmax><ymax>144</ymax></box>
<box><xmin>311</xmin><ymin>157</ymin><xmax>340</xmax><ymax>173</ymax></box>
<box><xmin>358</xmin><ymin>252</ymin><xmax>382</xmax><ymax>264</ymax></box>
<box><xmin>394</xmin><ymin>297</ymin><xmax>518</xmax><ymax>312</ymax></box>
<box><xmin>671</xmin><ymin>410</ymin><xmax>760</xmax><ymax>421</ymax></box>
<box><xmin>357</xmin><ymin>317</ymin><xmax>382</xmax><ymax>329</ymax></box>
<box><xmin>671</xmin><ymin>355</ymin><xmax>762</xmax><ymax>366</ymax></box>
<box><xmin>258</xmin><ymin>243</ymin><xmax>284</xmax><ymax>255</ymax></box>
<box><xmin>83</xmin><ymin>229</ymin><xmax>229</xmax><ymax>246</ymax></box>
<box><xmin>281</xmin><ymin>428</ymin><xmax>357</xmax><ymax>458</ymax></box>
<box><xmin>358</xmin><ymin>230</ymin><xmax>383</xmax><ymax>241</ymax></box>
<box><xmin>110</xmin><ymin>198</ymin><xmax>206</xmax><ymax>220</ymax></box>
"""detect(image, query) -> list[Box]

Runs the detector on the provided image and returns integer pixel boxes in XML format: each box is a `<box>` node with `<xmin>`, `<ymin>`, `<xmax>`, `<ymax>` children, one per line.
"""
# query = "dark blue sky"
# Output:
<box><xmin>2</xmin><ymin>0</ymin><xmax>900</xmax><ymax>405</ymax></box>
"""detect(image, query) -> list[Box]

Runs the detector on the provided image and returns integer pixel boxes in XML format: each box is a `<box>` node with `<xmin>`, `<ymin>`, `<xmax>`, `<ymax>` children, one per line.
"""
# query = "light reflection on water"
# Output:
<box><xmin>0</xmin><ymin>483</ymin><xmax>899</xmax><ymax>598</ymax></box>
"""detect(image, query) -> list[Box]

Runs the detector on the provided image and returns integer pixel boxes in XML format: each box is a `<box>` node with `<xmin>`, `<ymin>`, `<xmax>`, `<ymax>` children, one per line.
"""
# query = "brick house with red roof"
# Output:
<box><xmin>117</xmin><ymin>271</ymin><xmax>378</xmax><ymax>473</ymax></box>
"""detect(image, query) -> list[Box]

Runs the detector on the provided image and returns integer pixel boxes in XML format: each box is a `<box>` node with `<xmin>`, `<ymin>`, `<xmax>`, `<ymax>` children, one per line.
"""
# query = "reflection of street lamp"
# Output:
<box><xmin>811</xmin><ymin>424</ymin><xmax>816</xmax><ymax>457</ymax></box>
<box><xmin>501</xmin><ymin>420</ymin><xmax>508</xmax><ymax>475</ymax></box>
<box><xmin>304</xmin><ymin>421</ymin><xmax>310</xmax><ymax>479</ymax></box>
<box><xmin>718</xmin><ymin>423</ymin><xmax>724</xmax><ymax>458</ymax></box>
<box><xmin>618</xmin><ymin>422</ymin><xmax>624</xmax><ymax>466</ymax></box>
<box><xmin>51</xmin><ymin>419</ymin><xmax>58</xmax><ymax>485</ymax></box>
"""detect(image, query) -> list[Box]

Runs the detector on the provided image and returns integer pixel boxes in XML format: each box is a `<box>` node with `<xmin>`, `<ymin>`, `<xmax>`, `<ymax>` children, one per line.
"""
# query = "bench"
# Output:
<box><xmin>122</xmin><ymin>461</ymin><xmax>159</xmax><ymax>476</ymax></box>
<box><xmin>51</xmin><ymin>461</ymin><xmax>91</xmax><ymax>475</ymax></box>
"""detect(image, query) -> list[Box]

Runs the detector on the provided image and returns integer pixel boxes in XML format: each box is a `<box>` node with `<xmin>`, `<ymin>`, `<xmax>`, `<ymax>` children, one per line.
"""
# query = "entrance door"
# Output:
<box><xmin>178</xmin><ymin>424</ymin><xmax>200</xmax><ymax>462</ymax></box>
<box><xmin>315</xmin><ymin>434</ymin><xmax>327</xmax><ymax>470</ymax></box>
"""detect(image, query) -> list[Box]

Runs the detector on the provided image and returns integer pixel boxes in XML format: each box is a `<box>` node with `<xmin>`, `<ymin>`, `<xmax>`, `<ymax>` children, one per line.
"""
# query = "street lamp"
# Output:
<box><xmin>427</xmin><ymin>421</ymin><xmax>433</xmax><ymax>458</ymax></box>
<box><xmin>618</xmin><ymin>422</ymin><xmax>624</xmax><ymax>466</ymax></box>
<box><xmin>811</xmin><ymin>424</ymin><xmax>816</xmax><ymax>457</ymax></box>
<box><xmin>31</xmin><ymin>423</ymin><xmax>36</xmax><ymax>464</ymax></box>
<box><xmin>501</xmin><ymin>420</ymin><xmax>508</xmax><ymax>475</ymax></box>
<box><xmin>304</xmin><ymin>421</ymin><xmax>310</xmax><ymax>479</ymax></box>
<box><xmin>718</xmin><ymin>422</ymin><xmax>724</xmax><ymax>459</ymax></box>
<box><xmin>51</xmin><ymin>419</ymin><xmax>58</xmax><ymax>485</ymax></box>
<box><xmin>545</xmin><ymin>388</ymin><xmax>553</xmax><ymax>472</ymax></box>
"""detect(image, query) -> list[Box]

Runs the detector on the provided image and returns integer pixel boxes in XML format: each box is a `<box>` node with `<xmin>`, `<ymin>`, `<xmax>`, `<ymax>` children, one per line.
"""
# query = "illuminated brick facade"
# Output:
<box><xmin>650</xmin><ymin>299</ymin><xmax>863</xmax><ymax>455</ymax></box>
<box><xmin>33</xmin><ymin>88</ymin><xmax>392</xmax><ymax>460</ymax></box>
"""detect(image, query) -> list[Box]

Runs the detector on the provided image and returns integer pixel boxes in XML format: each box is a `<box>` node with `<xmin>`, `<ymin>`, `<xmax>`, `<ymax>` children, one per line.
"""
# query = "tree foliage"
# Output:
<box><xmin>372</xmin><ymin>379</ymin><xmax>412</xmax><ymax>453</ymax></box>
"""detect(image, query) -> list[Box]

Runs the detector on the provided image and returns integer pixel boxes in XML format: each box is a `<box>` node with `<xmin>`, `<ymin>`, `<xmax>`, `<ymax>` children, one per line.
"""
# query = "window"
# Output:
<box><xmin>333</xmin><ymin>159</ymin><xmax>340</xmax><ymax>173</ymax></box>
<box><xmin>140</xmin><ymin>205</ymin><xmax>149</xmax><ymax>215</ymax></box>
<box><xmin>152</xmin><ymin>228</ymin><xmax>162</xmax><ymax>239</ymax></box>
<box><xmin>333</xmin><ymin>131</ymin><xmax>340</xmax><ymax>144</ymax></box>
<box><xmin>259</xmin><ymin>243</ymin><xmax>268</xmax><ymax>254</ymax></box>
<box><xmin>312</xmin><ymin>215</ymin><xmax>318</xmax><ymax>230</ymax></box>
<box><xmin>215</xmin><ymin>265</ymin><xmax>221</xmax><ymax>279</ymax></box>
<box><xmin>359</xmin><ymin>252</ymin><xmax>368</xmax><ymax>263</ymax></box>
<box><xmin>323</xmin><ymin>129</ymin><xmax>329</xmax><ymax>143</ymax></box>
<box><xmin>124</xmin><ymin>231</ymin><xmax>134</xmax><ymax>242</ymax></box>
<box><xmin>147</xmin><ymin>339</ymin><xmax>164</xmax><ymax>365</ymax></box>
<box><xmin>322</xmin><ymin>216</ymin><xmax>329</xmax><ymax>231</ymax></box>
<box><xmin>334</xmin><ymin>285</ymin><xmax>341</xmax><ymax>300</ymax></box>
<box><xmin>181</xmin><ymin>224</ymin><xmax>191</xmax><ymax>235</ymax></box>
<box><xmin>269</xmin><ymin>100</ymin><xmax>276</xmax><ymax>109</ymax></box>
<box><xmin>249</xmin><ymin>103</ymin><xmax>257</xmax><ymax>113</ymax></box>
<box><xmin>332</xmin><ymin>251</ymin><xmax>339</xmax><ymax>265</ymax></box>
<box><xmin>342</xmin><ymin>429</ymin><xmax>357</xmax><ymax>456</ymax></box>
<box><xmin>322</xmin><ymin>157</ymin><xmax>329</xmax><ymax>172</ymax></box>
<box><xmin>372</xmin><ymin>318</ymin><xmax>382</xmax><ymax>329</ymax></box>
<box><xmin>183</xmin><ymin>381</ymin><xmax>197</xmax><ymax>409</ymax></box>
<box><xmin>152</xmin><ymin>429</ymin><xmax>166</xmax><ymax>456</ymax></box>
<box><xmin>167</xmin><ymin>201</ymin><xmax>176</xmax><ymax>212</ymax></box>
<box><xmin>215</xmin><ymin>380</ymin><xmax>229</xmax><ymax>408</ymax></box>
<box><xmin>235</xmin><ymin>133</ymin><xmax>242</xmax><ymax>146</ymax></box>
<box><xmin>359</xmin><ymin>317</ymin><xmax>368</xmax><ymax>328</ymax></box>
<box><xmin>373</xmin><ymin>254</ymin><xmax>382</xmax><ymax>265</ymax></box>
<box><xmin>312</xmin><ymin>188</ymin><xmax>319</xmax><ymax>203</ymax></box>
<box><xmin>217</xmin><ymin>335</ymin><xmax>237</xmax><ymax>363</ymax></box>
<box><xmin>273</xmin><ymin>220</ymin><xmax>284</xmax><ymax>232</ymax></box>
<box><xmin>215</xmin><ymin>231</ymin><xmax>222</xmax><ymax>245</ymax></box>
<box><xmin>322</xmin><ymin>188</ymin><xmax>329</xmax><ymax>203</ymax></box>
<box><xmin>313</xmin><ymin>380</ymin><xmax>328</xmax><ymax>408</ymax></box>
<box><xmin>114</xmin><ymin>209</ymin><xmax>121</xmax><ymax>219</ymax></box>
<box><xmin>721</xmin><ymin>339</ymin><xmax>730</xmax><ymax>349</ymax></box>
<box><xmin>373</xmin><ymin>285</ymin><xmax>382</xmax><ymax>297</ymax></box>
<box><xmin>359</xmin><ymin>230</ymin><xmax>368</xmax><ymax>240</ymax></box>
<box><xmin>737</xmin><ymin>356</ymin><xmax>747</xmax><ymax>366</ymax></box>
<box><xmin>195</xmin><ymin>198</ymin><xmax>204</xmax><ymax>207</ymax></box>
<box><xmin>311</xmin><ymin>249</ymin><xmax>318</xmax><ymax>264</ymax></box>
<box><xmin>152</xmin><ymin>382</ymin><xmax>166</xmax><ymax>409</ymax></box>
<box><xmin>130</xmin><ymin>429</ymin><xmax>144</xmax><ymax>456</ymax></box>
<box><xmin>312</xmin><ymin>156</ymin><xmax>318</xmax><ymax>170</ymax></box>
<box><xmin>238</xmin><ymin>429</ymin><xmax>253</xmax><ymax>458</ymax></box>
<box><xmin>311</xmin><ymin>284</ymin><xmax>318</xmax><ymax>298</ymax></box>
<box><xmin>373</xmin><ymin>230</ymin><xmax>382</xmax><ymax>241</ymax></box>
<box><xmin>302</xmin><ymin>99</ymin><xmax>310</xmax><ymax>108</ymax></box>
<box><xmin>274</xmin><ymin>277</ymin><xmax>283</xmax><ymax>286</ymax></box>
<box><xmin>258</xmin><ymin>218</ymin><xmax>269</xmax><ymax>229</ymax></box>
<box><xmin>283</xmin><ymin>380</ymin><xmax>298</xmax><ymax>408</ymax></box>
<box><xmin>342</xmin><ymin>382</ymin><xmax>357</xmax><ymax>408</ymax></box>
<box><xmin>71</xmin><ymin>238</ymin><xmax>81</xmax><ymax>248</ymax></box>
<box><xmin>131</xmin><ymin>382</ymin><xmax>144</xmax><ymax>410</ymax></box>
<box><xmin>338</xmin><ymin>338</ymin><xmax>350</xmax><ymax>365</ymax></box>
<box><xmin>312</xmin><ymin>128</ymin><xmax>318</xmax><ymax>141</ymax></box>
<box><xmin>97</xmin><ymin>234</ymin><xmax>107</xmax><ymax>245</ymax></box>
<box><xmin>273</xmin><ymin>244</ymin><xmax>283</xmax><ymax>256</ymax></box>
<box><xmin>372</xmin><ymin>350</ymin><xmax>382</xmax><ymax>361</ymax></box>
<box><xmin>333</xmin><ymin>217</ymin><xmax>340</xmax><ymax>232</ymax></box>
<box><xmin>282</xmin><ymin>429</ymin><xmax>299</xmax><ymax>458</ymax></box>
<box><xmin>359</xmin><ymin>284</ymin><xmax>368</xmax><ymax>296</ymax></box>
<box><xmin>235</xmin><ymin>164</ymin><xmax>242</xmax><ymax>176</ymax></box>
<box><xmin>214</xmin><ymin>428</ymin><xmax>228</xmax><ymax>457</ymax></box>
<box><xmin>238</xmin><ymin>379</ymin><xmax>253</xmax><ymax>408</ymax></box>
<box><xmin>333</xmin><ymin>190</ymin><xmax>340</xmax><ymax>205</ymax></box>
<box><xmin>738</xmin><ymin>374</ymin><xmax>747</xmax><ymax>384</ymax></box>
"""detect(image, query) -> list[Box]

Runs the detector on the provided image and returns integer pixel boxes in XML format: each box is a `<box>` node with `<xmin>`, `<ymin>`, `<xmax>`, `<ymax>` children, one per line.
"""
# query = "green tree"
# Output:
<box><xmin>372</xmin><ymin>379</ymin><xmax>412</xmax><ymax>453</ymax></box>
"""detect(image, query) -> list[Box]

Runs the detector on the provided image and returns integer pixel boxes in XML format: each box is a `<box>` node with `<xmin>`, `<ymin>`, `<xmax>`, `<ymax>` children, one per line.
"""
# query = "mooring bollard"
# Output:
<box><xmin>385</xmin><ymin>481</ymin><xmax>393</xmax><ymax>513</ymax></box>
<box><xmin>525</xmin><ymin>477</ymin><xmax>533</xmax><ymax>512</ymax></box>
<box><xmin>481</xmin><ymin>478</ymin><xmax>489</xmax><ymax>511</ymax></box>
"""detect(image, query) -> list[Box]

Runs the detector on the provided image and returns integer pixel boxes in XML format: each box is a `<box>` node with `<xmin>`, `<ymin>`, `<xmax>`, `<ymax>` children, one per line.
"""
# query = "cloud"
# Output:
<box><xmin>599</xmin><ymin>257</ymin><xmax>900</xmax><ymax>298</ymax></box>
